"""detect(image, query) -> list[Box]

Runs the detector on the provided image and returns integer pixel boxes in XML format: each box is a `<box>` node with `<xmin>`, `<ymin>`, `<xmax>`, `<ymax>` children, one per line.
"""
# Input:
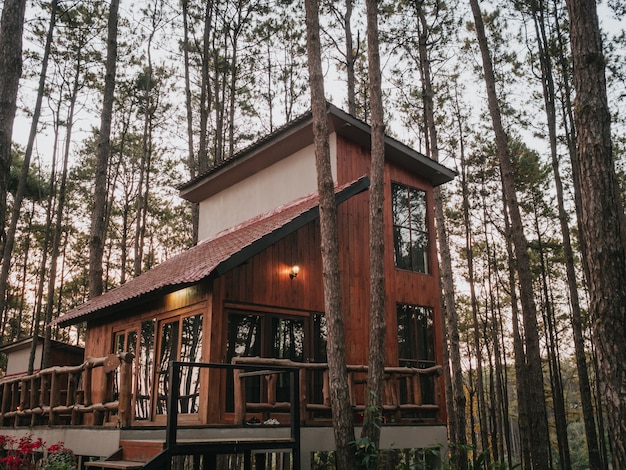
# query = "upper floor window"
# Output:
<box><xmin>391</xmin><ymin>182</ymin><xmax>429</xmax><ymax>273</ymax></box>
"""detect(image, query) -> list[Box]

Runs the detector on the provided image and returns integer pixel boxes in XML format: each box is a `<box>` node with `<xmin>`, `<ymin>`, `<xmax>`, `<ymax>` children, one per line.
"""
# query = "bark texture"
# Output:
<box><xmin>89</xmin><ymin>0</ymin><xmax>119</xmax><ymax>298</ymax></box>
<box><xmin>417</xmin><ymin>7</ymin><xmax>467</xmax><ymax>466</ymax></box>
<box><xmin>565</xmin><ymin>0</ymin><xmax>626</xmax><ymax>466</ymax></box>
<box><xmin>532</xmin><ymin>3</ymin><xmax>602</xmax><ymax>466</ymax></box>
<box><xmin>0</xmin><ymin>0</ymin><xmax>26</xmax><ymax>252</ymax></box>
<box><xmin>304</xmin><ymin>0</ymin><xmax>358</xmax><ymax>468</ymax></box>
<box><xmin>361</xmin><ymin>0</ymin><xmax>386</xmax><ymax>450</ymax></box>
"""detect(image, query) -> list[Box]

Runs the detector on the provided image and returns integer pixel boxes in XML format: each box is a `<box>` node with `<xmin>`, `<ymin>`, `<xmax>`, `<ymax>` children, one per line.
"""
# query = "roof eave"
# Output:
<box><xmin>58</xmin><ymin>176</ymin><xmax>371</xmax><ymax>328</ymax></box>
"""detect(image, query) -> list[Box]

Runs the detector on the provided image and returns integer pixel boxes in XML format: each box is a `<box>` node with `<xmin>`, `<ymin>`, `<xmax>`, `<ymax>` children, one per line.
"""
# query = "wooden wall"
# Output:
<box><xmin>335</xmin><ymin>135</ymin><xmax>446</xmax><ymax>421</ymax></box>
<box><xmin>81</xmin><ymin>133</ymin><xmax>446</xmax><ymax>424</ymax></box>
<box><xmin>84</xmin><ymin>283</ymin><xmax>211</xmax><ymax>417</ymax></box>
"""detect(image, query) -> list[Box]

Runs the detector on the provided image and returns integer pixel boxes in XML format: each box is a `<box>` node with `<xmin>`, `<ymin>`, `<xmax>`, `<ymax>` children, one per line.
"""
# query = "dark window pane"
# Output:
<box><xmin>411</xmin><ymin>231</ymin><xmax>429</xmax><ymax>274</ymax></box>
<box><xmin>156</xmin><ymin>321</ymin><xmax>179</xmax><ymax>415</ymax></box>
<box><xmin>396</xmin><ymin>305</ymin><xmax>414</xmax><ymax>364</ymax></box>
<box><xmin>396</xmin><ymin>305</ymin><xmax>436</xmax><ymax>404</ymax></box>
<box><xmin>136</xmin><ymin>319</ymin><xmax>155</xmax><ymax>420</ymax></box>
<box><xmin>227</xmin><ymin>314</ymin><xmax>261</xmax><ymax>359</ymax></box>
<box><xmin>271</xmin><ymin>317</ymin><xmax>304</xmax><ymax>361</ymax></box>
<box><xmin>409</xmin><ymin>188</ymin><xmax>427</xmax><ymax>232</ymax></box>
<box><xmin>313</xmin><ymin>314</ymin><xmax>327</xmax><ymax>362</ymax></box>
<box><xmin>226</xmin><ymin>314</ymin><xmax>262</xmax><ymax>411</ymax></box>
<box><xmin>271</xmin><ymin>317</ymin><xmax>304</xmax><ymax>403</ymax></box>
<box><xmin>392</xmin><ymin>183</ymin><xmax>409</xmax><ymax>227</ymax></box>
<box><xmin>415</xmin><ymin>307</ymin><xmax>435</xmax><ymax>362</ymax></box>
<box><xmin>179</xmin><ymin>315</ymin><xmax>203</xmax><ymax>414</ymax></box>
<box><xmin>392</xmin><ymin>182</ymin><xmax>429</xmax><ymax>273</ymax></box>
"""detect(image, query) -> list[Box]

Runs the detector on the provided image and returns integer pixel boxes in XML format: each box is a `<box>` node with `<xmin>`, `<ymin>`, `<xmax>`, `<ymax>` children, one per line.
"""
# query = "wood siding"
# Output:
<box><xmin>80</xmin><ymin>134</ymin><xmax>446</xmax><ymax>424</ymax></box>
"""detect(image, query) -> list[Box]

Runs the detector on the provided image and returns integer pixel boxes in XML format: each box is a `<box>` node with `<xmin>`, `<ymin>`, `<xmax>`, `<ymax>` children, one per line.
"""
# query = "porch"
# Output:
<box><xmin>0</xmin><ymin>355</ymin><xmax>445</xmax><ymax>468</ymax></box>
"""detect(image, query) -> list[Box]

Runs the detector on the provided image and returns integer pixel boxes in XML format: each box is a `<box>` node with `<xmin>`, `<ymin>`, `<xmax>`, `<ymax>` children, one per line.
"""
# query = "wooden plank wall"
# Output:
<box><xmin>335</xmin><ymin>135</ymin><xmax>446</xmax><ymax>422</ymax></box>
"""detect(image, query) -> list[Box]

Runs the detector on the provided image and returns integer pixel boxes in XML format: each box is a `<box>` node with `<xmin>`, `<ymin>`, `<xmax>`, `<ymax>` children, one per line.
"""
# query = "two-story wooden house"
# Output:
<box><xmin>0</xmin><ymin>104</ymin><xmax>455</xmax><ymax>468</ymax></box>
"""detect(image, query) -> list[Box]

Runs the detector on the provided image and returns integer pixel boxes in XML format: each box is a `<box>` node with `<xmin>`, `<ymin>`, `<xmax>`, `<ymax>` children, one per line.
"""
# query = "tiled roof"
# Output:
<box><xmin>54</xmin><ymin>176</ymin><xmax>369</xmax><ymax>327</ymax></box>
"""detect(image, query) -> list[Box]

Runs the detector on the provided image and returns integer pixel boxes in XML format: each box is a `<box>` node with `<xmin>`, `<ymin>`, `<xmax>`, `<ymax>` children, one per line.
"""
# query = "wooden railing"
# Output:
<box><xmin>0</xmin><ymin>352</ymin><xmax>133</xmax><ymax>428</ymax></box>
<box><xmin>231</xmin><ymin>357</ymin><xmax>443</xmax><ymax>424</ymax></box>
<box><xmin>146</xmin><ymin>361</ymin><xmax>301</xmax><ymax>470</ymax></box>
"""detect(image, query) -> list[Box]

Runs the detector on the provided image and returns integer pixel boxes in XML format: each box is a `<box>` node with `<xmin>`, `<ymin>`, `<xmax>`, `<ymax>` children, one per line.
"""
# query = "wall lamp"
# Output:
<box><xmin>289</xmin><ymin>265</ymin><xmax>300</xmax><ymax>279</ymax></box>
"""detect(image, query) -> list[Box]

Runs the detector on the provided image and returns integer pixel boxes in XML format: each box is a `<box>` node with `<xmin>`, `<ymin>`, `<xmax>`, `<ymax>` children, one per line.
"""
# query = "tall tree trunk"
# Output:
<box><xmin>1</xmin><ymin>0</ymin><xmax>57</xmax><ymax>344</ymax></box>
<box><xmin>565</xmin><ymin>0</ymin><xmax>626</xmax><ymax>466</ymax></box>
<box><xmin>494</xmin><ymin>276</ymin><xmax>514</xmax><ymax>469</ymax></box>
<box><xmin>467</xmin><ymin>175</ymin><xmax>489</xmax><ymax>461</ymax></box>
<box><xmin>305</xmin><ymin>1</ymin><xmax>358</xmax><ymax>468</ymax></box>
<box><xmin>198</xmin><ymin>0</ymin><xmax>213</xmax><ymax>174</ymax></box>
<box><xmin>468</xmin><ymin>2</ymin><xmax>550</xmax><ymax>466</ymax></box>
<box><xmin>534</xmin><ymin>206</ymin><xmax>571</xmax><ymax>469</ymax></box>
<box><xmin>0</xmin><ymin>0</ymin><xmax>26</xmax><ymax>252</ymax></box>
<box><xmin>344</xmin><ymin>0</ymin><xmax>356</xmax><ymax>115</ymax></box>
<box><xmin>29</xmin><ymin>97</ymin><xmax>61</xmax><ymax>375</ymax></box>
<box><xmin>0</xmin><ymin>0</ymin><xmax>50</xmax><ymax>330</ymax></box>
<box><xmin>502</xmin><ymin>196</ymin><xmax>532</xmax><ymax>470</ymax></box>
<box><xmin>485</xmin><ymin>229</ymin><xmax>506</xmax><ymax>465</ymax></box>
<box><xmin>181</xmin><ymin>0</ymin><xmax>199</xmax><ymax>244</ymax></box>
<box><xmin>418</xmin><ymin>8</ymin><xmax>467</xmax><ymax>467</ymax></box>
<box><xmin>134</xmin><ymin>20</ymin><xmax>157</xmax><ymax>277</ymax></box>
<box><xmin>89</xmin><ymin>0</ymin><xmax>119</xmax><ymax>298</ymax></box>
<box><xmin>529</xmin><ymin>3</ymin><xmax>603</xmax><ymax>465</ymax></box>
<box><xmin>361</xmin><ymin>0</ymin><xmax>385</xmax><ymax>451</ymax></box>
<box><xmin>42</xmin><ymin>36</ymin><xmax>79</xmax><ymax>370</ymax></box>
<box><xmin>15</xmin><ymin>202</ymin><xmax>34</xmax><ymax>340</ymax></box>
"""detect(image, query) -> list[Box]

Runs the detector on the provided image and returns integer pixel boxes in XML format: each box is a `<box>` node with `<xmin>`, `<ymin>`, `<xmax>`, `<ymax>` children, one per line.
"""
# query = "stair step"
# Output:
<box><xmin>84</xmin><ymin>460</ymin><xmax>145</xmax><ymax>470</ymax></box>
<box><xmin>119</xmin><ymin>440</ymin><xmax>164</xmax><ymax>462</ymax></box>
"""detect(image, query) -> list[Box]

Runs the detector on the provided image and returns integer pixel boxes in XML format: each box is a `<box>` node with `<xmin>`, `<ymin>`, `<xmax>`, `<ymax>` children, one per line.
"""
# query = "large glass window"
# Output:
<box><xmin>397</xmin><ymin>304</ymin><xmax>435</xmax><ymax>403</ymax></box>
<box><xmin>391</xmin><ymin>182</ymin><xmax>429</xmax><ymax>273</ymax></box>
<box><xmin>225</xmin><ymin>309</ymin><xmax>324</xmax><ymax>410</ymax></box>
<box><xmin>155</xmin><ymin>314</ymin><xmax>203</xmax><ymax>416</ymax></box>
<box><xmin>112</xmin><ymin>319</ymin><xmax>155</xmax><ymax>421</ymax></box>
<box><xmin>111</xmin><ymin>313</ymin><xmax>202</xmax><ymax>420</ymax></box>
<box><xmin>136</xmin><ymin>319</ymin><xmax>155</xmax><ymax>420</ymax></box>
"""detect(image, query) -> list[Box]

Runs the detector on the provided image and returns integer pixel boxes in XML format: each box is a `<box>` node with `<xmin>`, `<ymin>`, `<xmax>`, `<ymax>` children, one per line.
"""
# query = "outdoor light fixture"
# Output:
<box><xmin>289</xmin><ymin>265</ymin><xmax>300</xmax><ymax>279</ymax></box>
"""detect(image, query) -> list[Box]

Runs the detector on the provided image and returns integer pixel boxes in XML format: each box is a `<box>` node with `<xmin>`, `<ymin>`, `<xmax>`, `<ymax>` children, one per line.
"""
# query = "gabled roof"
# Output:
<box><xmin>54</xmin><ymin>176</ymin><xmax>370</xmax><ymax>328</ymax></box>
<box><xmin>179</xmin><ymin>103</ymin><xmax>456</xmax><ymax>203</ymax></box>
<box><xmin>0</xmin><ymin>335</ymin><xmax>84</xmax><ymax>355</ymax></box>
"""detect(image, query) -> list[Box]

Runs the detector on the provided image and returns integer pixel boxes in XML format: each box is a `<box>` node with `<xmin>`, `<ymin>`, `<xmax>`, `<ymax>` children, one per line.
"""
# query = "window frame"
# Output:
<box><xmin>391</xmin><ymin>181</ymin><xmax>431</xmax><ymax>274</ymax></box>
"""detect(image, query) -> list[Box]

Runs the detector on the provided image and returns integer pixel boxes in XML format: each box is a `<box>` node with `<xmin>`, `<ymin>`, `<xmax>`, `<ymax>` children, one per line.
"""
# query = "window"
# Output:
<box><xmin>112</xmin><ymin>319</ymin><xmax>155</xmax><ymax>421</ymax></box>
<box><xmin>112</xmin><ymin>313</ymin><xmax>202</xmax><ymax>420</ymax></box>
<box><xmin>396</xmin><ymin>304</ymin><xmax>436</xmax><ymax>404</ymax></box>
<box><xmin>225</xmin><ymin>309</ymin><xmax>326</xmax><ymax>410</ymax></box>
<box><xmin>391</xmin><ymin>182</ymin><xmax>429</xmax><ymax>273</ymax></box>
<box><xmin>156</xmin><ymin>314</ymin><xmax>203</xmax><ymax>416</ymax></box>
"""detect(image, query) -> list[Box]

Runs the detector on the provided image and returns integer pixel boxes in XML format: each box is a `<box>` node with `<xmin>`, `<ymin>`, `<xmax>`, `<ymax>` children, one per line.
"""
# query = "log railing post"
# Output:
<box><xmin>298</xmin><ymin>367</ymin><xmax>307</xmax><ymax>423</ymax></box>
<box><xmin>50</xmin><ymin>371</ymin><xmax>59</xmax><ymax>425</ymax></box>
<box><xmin>83</xmin><ymin>364</ymin><xmax>93</xmax><ymax>406</ymax></box>
<box><xmin>118</xmin><ymin>353</ymin><xmax>133</xmax><ymax>427</ymax></box>
<box><xmin>233</xmin><ymin>368</ymin><xmax>245</xmax><ymax>425</ymax></box>
<box><xmin>29</xmin><ymin>377</ymin><xmax>39</xmax><ymax>426</ymax></box>
<box><xmin>19</xmin><ymin>378</ymin><xmax>28</xmax><ymax>412</ymax></box>
<box><xmin>0</xmin><ymin>383</ymin><xmax>8</xmax><ymax>423</ymax></box>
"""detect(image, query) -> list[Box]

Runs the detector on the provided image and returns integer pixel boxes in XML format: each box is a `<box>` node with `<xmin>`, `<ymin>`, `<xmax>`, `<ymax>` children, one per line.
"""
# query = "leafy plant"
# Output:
<box><xmin>42</xmin><ymin>443</ymin><xmax>76</xmax><ymax>470</ymax></box>
<box><xmin>353</xmin><ymin>436</ymin><xmax>378</xmax><ymax>469</ymax></box>
<box><xmin>0</xmin><ymin>436</ymin><xmax>76</xmax><ymax>470</ymax></box>
<box><xmin>351</xmin><ymin>391</ymin><xmax>382</xmax><ymax>469</ymax></box>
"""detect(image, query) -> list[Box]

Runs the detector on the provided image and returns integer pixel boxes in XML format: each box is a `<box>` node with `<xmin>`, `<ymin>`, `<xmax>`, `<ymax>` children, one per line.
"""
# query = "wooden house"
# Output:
<box><xmin>0</xmin><ymin>104</ymin><xmax>455</xmax><ymax>468</ymax></box>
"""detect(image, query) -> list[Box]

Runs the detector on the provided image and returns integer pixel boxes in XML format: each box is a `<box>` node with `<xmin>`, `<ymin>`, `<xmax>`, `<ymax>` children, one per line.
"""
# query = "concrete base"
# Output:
<box><xmin>0</xmin><ymin>424</ymin><xmax>448</xmax><ymax>468</ymax></box>
<box><xmin>0</xmin><ymin>427</ymin><xmax>121</xmax><ymax>457</ymax></box>
<box><xmin>300</xmin><ymin>425</ymin><xmax>448</xmax><ymax>468</ymax></box>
